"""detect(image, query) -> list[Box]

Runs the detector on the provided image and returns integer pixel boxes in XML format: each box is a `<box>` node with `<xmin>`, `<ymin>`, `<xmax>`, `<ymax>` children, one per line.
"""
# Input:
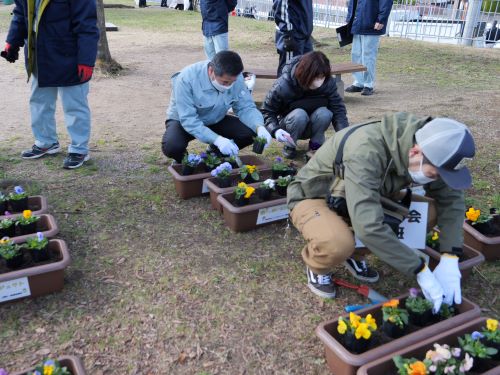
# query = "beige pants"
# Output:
<box><xmin>290</xmin><ymin>196</ymin><xmax>437</xmax><ymax>274</ymax></box>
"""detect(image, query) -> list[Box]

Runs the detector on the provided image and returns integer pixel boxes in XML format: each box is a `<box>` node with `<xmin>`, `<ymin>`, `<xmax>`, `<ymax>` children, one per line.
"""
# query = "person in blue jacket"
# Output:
<box><xmin>344</xmin><ymin>0</ymin><xmax>393</xmax><ymax>96</ymax></box>
<box><xmin>273</xmin><ymin>0</ymin><xmax>313</xmax><ymax>77</ymax></box>
<box><xmin>1</xmin><ymin>0</ymin><xmax>99</xmax><ymax>169</ymax></box>
<box><xmin>161</xmin><ymin>51</ymin><xmax>273</xmax><ymax>163</ymax></box>
<box><xmin>200</xmin><ymin>0</ymin><xmax>237</xmax><ymax>59</ymax></box>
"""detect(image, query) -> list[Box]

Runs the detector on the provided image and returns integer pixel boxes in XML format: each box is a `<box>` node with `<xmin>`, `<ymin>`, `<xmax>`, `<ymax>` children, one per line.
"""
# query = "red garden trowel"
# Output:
<box><xmin>333</xmin><ymin>278</ymin><xmax>388</xmax><ymax>307</ymax></box>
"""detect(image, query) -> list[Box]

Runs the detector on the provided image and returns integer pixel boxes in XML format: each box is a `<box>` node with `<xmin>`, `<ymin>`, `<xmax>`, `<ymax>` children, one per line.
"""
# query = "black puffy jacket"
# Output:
<box><xmin>261</xmin><ymin>57</ymin><xmax>349</xmax><ymax>136</ymax></box>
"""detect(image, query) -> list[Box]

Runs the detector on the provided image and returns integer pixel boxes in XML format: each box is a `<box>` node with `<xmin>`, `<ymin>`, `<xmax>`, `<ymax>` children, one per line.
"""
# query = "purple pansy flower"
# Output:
<box><xmin>14</xmin><ymin>186</ymin><xmax>24</xmax><ymax>194</ymax></box>
<box><xmin>409</xmin><ymin>288</ymin><xmax>419</xmax><ymax>298</ymax></box>
<box><xmin>471</xmin><ymin>331</ymin><xmax>484</xmax><ymax>340</ymax></box>
<box><xmin>0</xmin><ymin>368</ymin><xmax>9</xmax><ymax>375</ymax></box>
<box><xmin>43</xmin><ymin>360</ymin><xmax>55</xmax><ymax>366</ymax></box>
<box><xmin>37</xmin><ymin>232</ymin><xmax>44</xmax><ymax>242</ymax></box>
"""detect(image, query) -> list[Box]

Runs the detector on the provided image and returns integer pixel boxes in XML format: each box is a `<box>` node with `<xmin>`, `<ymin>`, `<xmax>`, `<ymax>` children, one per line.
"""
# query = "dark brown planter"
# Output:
<box><xmin>0</xmin><ymin>239</ymin><xmax>70</xmax><ymax>304</ymax></box>
<box><xmin>0</xmin><ymin>196</ymin><xmax>48</xmax><ymax>219</ymax></box>
<box><xmin>12</xmin><ymin>355</ymin><xmax>86</xmax><ymax>375</ymax></box>
<box><xmin>9</xmin><ymin>214</ymin><xmax>59</xmax><ymax>244</ymax></box>
<box><xmin>205</xmin><ymin>168</ymin><xmax>272</xmax><ymax>212</ymax></box>
<box><xmin>357</xmin><ymin>317</ymin><xmax>499</xmax><ymax>375</ymax></box>
<box><xmin>422</xmin><ymin>244</ymin><xmax>485</xmax><ymax>279</ymax></box>
<box><xmin>463</xmin><ymin>220</ymin><xmax>500</xmax><ymax>261</ymax></box>
<box><xmin>217</xmin><ymin>191</ymin><xmax>288</xmax><ymax>232</ymax></box>
<box><xmin>316</xmin><ymin>294</ymin><xmax>480</xmax><ymax>375</ymax></box>
<box><xmin>168</xmin><ymin>155</ymin><xmax>268</xmax><ymax>199</ymax></box>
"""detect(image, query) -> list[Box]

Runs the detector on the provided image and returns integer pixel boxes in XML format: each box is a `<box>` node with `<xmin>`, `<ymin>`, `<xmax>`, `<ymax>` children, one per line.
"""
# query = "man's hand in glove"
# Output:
<box><xmin>433</xmin><ymin>253</ymin><xmax>462</xmax><ymax>305</ymax></box>
<box><xmin>78</xmin><ymin>64</ymin><xmax>94</xmax><ymax>82</ymax></box>
<box><xmin>257</xmin><ymin>126</ymin><xmax>272</xmax><ymax>148</ymax></box>
<box><xmin>417</xmin><ymin>264</ymin><xmax>444</xmax><ymax>314</ymax></box>
<box><xmin>283</xmin><ymin>32</ymin><xmax>296</xmax><ymax>52</ymax></box>
<box><xmin>214</xmin><ymin>136</ymin><xmax>239</xmax><ymax>156</ymax></box>
<box><xmin>1</xmin><ymin>43</ymin><xmax>19</xmax><ymax>63</ymax></box>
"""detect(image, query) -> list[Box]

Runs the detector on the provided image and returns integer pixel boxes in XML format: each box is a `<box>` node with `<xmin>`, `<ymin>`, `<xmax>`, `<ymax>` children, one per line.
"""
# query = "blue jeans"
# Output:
<box><xmin>203</xmin><ymin>32</ymin><xmax>229</xmax><ymax>60</ymax></box>
<box><xmin>281</xmin><ymin>107</ymin><xmax>333</xmax><ymax>145</ymax></box>
<box><xmin>30</xmin><ymin>74</ymin><xmax>91</xmax><ymax>154</ymax></box>
<box><xmin>351</xmin><ymin>34</ymin><xmax>380</xmax><ymax>89</ymax></box>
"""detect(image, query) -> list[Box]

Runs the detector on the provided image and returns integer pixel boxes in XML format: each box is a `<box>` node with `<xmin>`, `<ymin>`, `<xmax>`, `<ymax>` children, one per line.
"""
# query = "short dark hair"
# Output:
<box><xmin>294</xmin><ymin>51</ymin><xmax>331</xmax><ymax>89</ymax></box>
<box><xmin>209</xmin><ymin>51</ymin><xmax>244</xmax><ymax>77</ymax></box>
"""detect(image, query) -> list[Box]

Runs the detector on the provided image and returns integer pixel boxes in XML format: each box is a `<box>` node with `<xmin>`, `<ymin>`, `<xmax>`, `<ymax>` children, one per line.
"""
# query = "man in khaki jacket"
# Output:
<box><xmin>288</xmin><ymin>112</ymin><xmax>475</xmax><ymax>313</ymax></box>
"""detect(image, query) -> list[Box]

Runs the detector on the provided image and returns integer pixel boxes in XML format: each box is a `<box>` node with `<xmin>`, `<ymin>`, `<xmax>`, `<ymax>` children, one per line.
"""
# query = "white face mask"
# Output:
<box><xmin>408</xmin><ymin>157</ymin><xmax>437</xmax><ymax>185</ymax></box>
<box><xmin>309</xmin><ymin>77</ymin><xmax>325</xmax><ymax>90</ymax></box>
<box><xmin>210</xmin><ymin>73</ymin><xmax>234</xmax><ymax>92</ymax></box>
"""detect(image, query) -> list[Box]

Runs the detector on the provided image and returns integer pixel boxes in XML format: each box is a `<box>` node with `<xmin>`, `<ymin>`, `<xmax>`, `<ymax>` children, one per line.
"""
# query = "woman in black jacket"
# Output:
<box><xmin>262</xmin><ymin>51</ymin><xmax>349</xmax><ymax>159</ymax></box>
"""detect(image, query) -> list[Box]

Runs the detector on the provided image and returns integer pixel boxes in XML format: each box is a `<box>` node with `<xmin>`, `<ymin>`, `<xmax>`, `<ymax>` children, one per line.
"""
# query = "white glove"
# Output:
<box><xmin>275</xmin><ymin>129</ymin><xmax>291</xmax><ymax>143</ymax></box>
<box><xmin>257</xmin><ymin>126</ymin><xmax>272</xmax><ymax>148</ymax></box>
<box><xmin>213</xmin><ymin>136</ymin><xmax>239</xmax><ymax>156</ymax></box>
<box><xmin>433</xmin><ymin>254</ymin><xmax>462</xmax><ymax>306</ymax></box>
<box><xmin>416</xmin><ymin>264</ymin><xmax>444</xmax><ymax>314</ymax></box>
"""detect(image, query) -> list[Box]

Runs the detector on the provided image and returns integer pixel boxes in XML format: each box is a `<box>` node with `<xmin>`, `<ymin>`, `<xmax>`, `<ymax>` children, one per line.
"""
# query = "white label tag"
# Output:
<box><xmin>256</xmin><ymin>203</ymin><xmax>289</xmax><ymax>225</ymax></box>
<box><xmin>0</xmin><ymin>277</ymin><xmax>31</xmax><ymax>303</ymax></box>
<box><xmin>355</xmin><ymin>202</ymin><xmax>429</xmax><ymax>249</ymax></box>
<box><xmin>202</xmin><ymin>179</ymin><xmax>209</xmax><ymax>194</ymax></box>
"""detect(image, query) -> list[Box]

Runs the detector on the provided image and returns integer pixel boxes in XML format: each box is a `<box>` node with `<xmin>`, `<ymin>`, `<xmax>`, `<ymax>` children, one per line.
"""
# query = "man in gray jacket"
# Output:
<box><xmin>288</xmin><ymin>113</ymin><xmax>475</xmax><ymax>313</ymax></box>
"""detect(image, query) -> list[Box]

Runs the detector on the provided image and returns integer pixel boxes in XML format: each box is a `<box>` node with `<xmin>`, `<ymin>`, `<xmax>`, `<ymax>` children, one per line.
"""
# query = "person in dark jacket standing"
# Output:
<box><xmin>2</xmin><ymin>0</ymin><xmax>99</xmax><ymax>169</ymax></box>
<box><xmin>344</xmin><ymin>0</ymin><xmax>393</xmax><ymax>96</ymax></box>
<box><xmin>273</xmin><ymin>0</ymin><xmax>313</xmax><ymax>77</ymax></box>
<box><xmin>261</xmin><ymin>52</ymin><xmax>349</xmax><ymax>159</ymax></box>
<box><xmin>200</xmin><ymin>0</ymin><xmax>237</xmax><ymax>59</ymax></box>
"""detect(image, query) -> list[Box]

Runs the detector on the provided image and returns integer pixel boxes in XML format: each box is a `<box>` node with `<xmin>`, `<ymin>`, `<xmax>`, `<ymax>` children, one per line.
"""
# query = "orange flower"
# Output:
<box><xmin>383</xmin><ymin>299</ymin><xmax>399</xmax><ymax>308</ymax></box>
<box><xmin>22</xmin><ymin>210</ymin><xmax>32</xmax><ymax>219</ymax></box>
<box><xmin>465</xmin><ymin>207</ymin><xmax>480</xmax><ymax>222</ymax></box>
<box><xmin>408</xmin><ymin>361</ymin><xmax>427</xmax><ymax>375</ymax></box>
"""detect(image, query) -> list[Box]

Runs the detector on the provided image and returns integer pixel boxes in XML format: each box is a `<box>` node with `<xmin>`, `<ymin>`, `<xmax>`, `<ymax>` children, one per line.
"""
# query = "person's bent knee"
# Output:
<box><xmin>286</xmin><ymin>108</ymin><xmax>309</xmax><ymax>125</ymax></box>
<box><xmin>312</xmin><ymin>107</ymin><xmax>333</xmax><ymax>123</ymax></box>
<box><xmin>161</xmin><ymin>134</ymin><xmax>186</xmax><ymax>163</ymax></box>
<box><xmin>309</xmin><ymin>235</ymin><xmax>355</xmax><ymax>269</ymax></box>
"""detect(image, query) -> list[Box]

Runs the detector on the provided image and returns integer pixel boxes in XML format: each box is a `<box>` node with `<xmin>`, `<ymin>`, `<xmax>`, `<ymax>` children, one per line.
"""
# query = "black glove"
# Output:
<box><xmin>1</xmin><ymin>44</ymin><xmax>19</xmax><ymax>63</ymax></box>
<box><xmin>283</xmin><ymin>33</ymin><xmax>296</xmax><ymax>52</ymax></box>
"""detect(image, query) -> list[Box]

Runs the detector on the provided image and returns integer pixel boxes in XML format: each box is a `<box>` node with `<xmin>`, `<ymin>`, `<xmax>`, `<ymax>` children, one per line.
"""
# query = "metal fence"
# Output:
<box><xmin>235</xmin><ymin>0</ymin><xmax>500</xmax><ymax>48</ymax></box>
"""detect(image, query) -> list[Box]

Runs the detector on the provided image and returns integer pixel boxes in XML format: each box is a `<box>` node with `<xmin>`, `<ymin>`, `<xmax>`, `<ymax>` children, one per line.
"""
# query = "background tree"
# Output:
<box><xmin>96</xmin><ymin>0</ymin><xmax>122</xmax><ymax>74</ymax></box>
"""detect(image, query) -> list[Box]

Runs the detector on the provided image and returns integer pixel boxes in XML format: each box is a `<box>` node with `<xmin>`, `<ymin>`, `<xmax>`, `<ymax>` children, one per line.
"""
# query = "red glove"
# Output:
<box><xmin>1</xmin><ymin>43</ymin><xmax>20</xmax><ymax>63</ymax></box>
<box><xmin>77</xmin><ymin>64</ymin><xmax>94</xmax><ymax>82</ymax></box>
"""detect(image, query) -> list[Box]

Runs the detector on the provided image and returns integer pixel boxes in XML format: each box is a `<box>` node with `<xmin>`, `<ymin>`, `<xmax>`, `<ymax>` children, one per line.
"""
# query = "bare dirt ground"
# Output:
<box><xmin>0</xmin><ymin>5</ymin><xmax>499</xmax><ymax>375</ymax></box>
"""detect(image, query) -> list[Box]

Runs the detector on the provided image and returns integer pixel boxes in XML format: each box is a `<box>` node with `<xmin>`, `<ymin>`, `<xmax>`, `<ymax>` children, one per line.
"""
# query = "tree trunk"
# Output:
<box><xmin>95</xmin><ymin>0</ymin><xmax>122</xmax><ymax>74</ymax></box>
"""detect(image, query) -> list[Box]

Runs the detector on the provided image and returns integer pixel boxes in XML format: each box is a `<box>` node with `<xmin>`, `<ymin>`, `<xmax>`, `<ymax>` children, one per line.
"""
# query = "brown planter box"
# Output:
<box><xmin>463</xmin><ymin>221</ymin><xmax>500</xmax><ymax>261</ymax></box>
<box><xmin>12</xmin><ymin>355</ymin><xmax>86</xmax><ymax>375</ymax></box>
<box><xmin>0</xmin><ymin>239</ymin><xmax>70</xmax><ymax>304</ymax></box>
<box><xmin>316</xmin><ymin>294</ymin><xmax>480</xmax><ymax>375</ymax></box>
<box><xmin>205</xmin><ymin>168</ymin><xmax>273</xmax><ymax>212</ymax></box>
<box><xmin>8</xmin><ymin>214</ymin><xmax>60</xmax><ymax>244</ymax></box>
<box><xmin>422</xmin><ymin>244</ymin><xmax>485</xmax><ymax>279</ymax></box>
<box><xmin>167</xmin><ymin>155</ymin><xmax>268</xmax><ymax>199</ymax></box>
<box><xmin>357</xmin><ymin>317</ymin><xmax>499</xmax><ymax>375</ymax></box>
<box><xmin>0</xmin><ymin>196</ymin><xmax>48</xmax><ymax>219</ymax></box>
<box><xmin>217</xmin><ymin>191</ymin><xmax>288</xmax><ymax>232</ymax></box>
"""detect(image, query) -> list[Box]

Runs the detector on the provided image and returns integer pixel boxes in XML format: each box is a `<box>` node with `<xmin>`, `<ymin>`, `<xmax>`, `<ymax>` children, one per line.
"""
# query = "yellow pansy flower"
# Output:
<box><xmin>44</xmin><ymin>365</ymin><xmax>54</xmax><ymax>375</ymax></box>
<box><xmin>23</xmin><ymin>210</ymin><xmax>32</xmax><ymax>219</ymax></box>
<box><xmin>365</xmin><ymin>314</ymin><xmax>377</xmax><ymax>331</ymax></box>
<box><xmin>355</xmin><ymin>322</ymin><xmax>371</xmax><ymax>340</ymax></box>
<box><xmin>486</xmin><ymin>319</ymin><xmax>498</xmax><ymax>332</ymax></box>
<box><xmin>237</xmin><ymin>182</ymin><xmax>247</xmax><ymax>188</ymax></box>
<box><xmin>431</xmin><ymin>231</ymin><xmax>439</xmax><ymax>241</ymax></box>
<box><xmin>247</xmin><ymin>165</ymin><xmax>256</xmax><ymax>174</ymax></box>
<box><xmin>349</xmin><ymin>312</ymin><xmax>361</xmax><ymax>328</ymax></box>
<box><xmin>244</xmin><ymin>186</ymin><xmax>255</xmax><ymax>198</ymax></box>
<box><xmin>465</xmin><ymin>207</ymin><xmax>480</xmax><ymax>222</ymax></box>
<box><xmin>337</xmin><ymin>318</ymin><xmax>347</xmax><ymax>334</ymax></box>
<box><xmin>383</xmin><ymin>299</ymin><xmax>399</xmax><ymax>308</ymax></box>
<box><xmin>0</xmin><ymin>237</ymin><xmax>10</xmax><ymax>245</ymax></box>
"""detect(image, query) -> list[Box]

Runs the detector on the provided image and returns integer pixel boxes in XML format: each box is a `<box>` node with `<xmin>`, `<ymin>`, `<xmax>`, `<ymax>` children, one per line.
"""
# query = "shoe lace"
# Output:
<box><xmin>317</xmin><ymin>274</ymin><xmax>332</xmax><ymax>285</ymax></box>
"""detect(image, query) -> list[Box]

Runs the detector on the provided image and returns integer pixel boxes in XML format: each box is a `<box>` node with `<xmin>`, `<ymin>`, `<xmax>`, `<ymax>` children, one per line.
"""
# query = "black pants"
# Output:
<box><xmin>161</xmin><ymin>116</ymin><xmax>256</xmax><ymax>163</ymax></box>
<box><xmin>277</xmin><ymin>36</ymin><xmax>314</xmax><ymax>77</ymax></box>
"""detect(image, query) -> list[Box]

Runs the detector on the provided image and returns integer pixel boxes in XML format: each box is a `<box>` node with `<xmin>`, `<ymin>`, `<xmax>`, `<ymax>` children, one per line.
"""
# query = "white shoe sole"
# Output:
<box><xmin>21</xmin><ymin>146</ymin><xmax>61</xmax><ymax>159</ymax></box>
<box><xmin>307</xmin><ymin>282</ymin><xmax>336</xmax><ymax>299</ymax></box>
<box><xmin>343</xmin><ymin>261</ymin><xmax>380</xmax><ymax>283</ymax></box>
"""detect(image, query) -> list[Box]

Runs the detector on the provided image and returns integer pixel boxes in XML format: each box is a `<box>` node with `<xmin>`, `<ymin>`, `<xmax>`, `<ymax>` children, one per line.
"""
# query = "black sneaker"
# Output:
<box><xmin>344</xmin><ymin>258</ymin><xmax>379</xmax><ymax>283</ymax></box>
<box><xmin>306</xmin><ymin>267</ymin><xmax>336</xmax><ymax>298</ymax></box>
<box><xmin>282</xmin><ymin>145</ymin><xmax>297</xmax><ymax>159</ymax></box>
<box><xmin>345</xmin><ymin>85</ymin><xmax>363</xmax><ymax>93</ymax></box>
<box><xmin>63</xmin><ymin>153</ymin><xmax>90</xmax><ymax>169</ymax></box>
<box><xmin>21</xmin><ymin>142</ymin><xmax>61</xmax><ymax>159</ymax></box>
<box><xmin>361</xmin><ymin>87</ymin><xmax>374</xmax><ymax>96</ymax></box>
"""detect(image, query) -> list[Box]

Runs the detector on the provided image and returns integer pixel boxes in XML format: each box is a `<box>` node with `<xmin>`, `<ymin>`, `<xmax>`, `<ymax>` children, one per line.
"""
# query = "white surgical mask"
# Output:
<box><xmin>309</xmin><ymin>77</ymin><xmax>325</xmax><ymax>90</ymax></box>
<box><xmin>211</xmin><ymin>76</ymin><xmax>234</xmax><ymax>92</ymax></box>
<box><xmin>408</xmin><ymin>157</ymin><xmax>436</xmax><ymax>185</ymax></box>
